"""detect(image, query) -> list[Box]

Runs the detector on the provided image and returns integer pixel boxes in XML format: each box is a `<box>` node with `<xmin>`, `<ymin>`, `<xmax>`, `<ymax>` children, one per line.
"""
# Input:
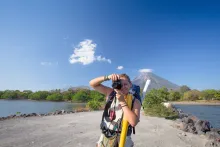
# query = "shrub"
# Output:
<box><xmin>46</xmin><ymin>93</ymin><xmax>63</xmax><ymax>101</ymax></box>
<box><xmin>183</xmin><ymin>90</ymin><xmax>201</xmax><ymax>101</ymax></box>
<box><xmin>143</xmin><ymin>88</ymin><xmax>178</xmax><ymax>119</ymax></box>
<box><xmin>87</xmin><ymin>100</ymin><xmax>102</xmax><ymax>110</ymax></box>
<box><xmin>72</xmin><ymin>90</ymin><xmax>89</xmax><ymax>102</ymax></box>
<box><xmin>143</xmin><ymin>104</ymin><xmax>178</xmax><ymax>119</ymax></box>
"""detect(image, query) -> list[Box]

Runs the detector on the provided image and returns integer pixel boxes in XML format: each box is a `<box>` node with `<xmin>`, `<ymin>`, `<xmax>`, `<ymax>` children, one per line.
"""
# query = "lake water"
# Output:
<box><xmin>1</xmin><ymin>100</ymin><xmax>219</xmax><ymax>128</ymax></box>
<box><xmin>0</xmin><ymin>99</ymin><xmax>86</xmax><ymax>117</ymax></box>
<box><xmin>174</xmin><ymin>104</ymin><xmax>220</xmax><ymax>128</ymax></box>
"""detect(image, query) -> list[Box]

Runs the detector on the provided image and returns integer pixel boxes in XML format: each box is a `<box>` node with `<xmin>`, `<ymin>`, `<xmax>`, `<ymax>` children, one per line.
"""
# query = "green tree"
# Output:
<box><xmin>169</xmin><ymin>91</ymin><xmax>181</xmax><ymax>101</ymax></box>
<box><xmin>23</xmin><ymin>90</ymin><xmax>33</xmax><ymax>95</ymax></box>
<box><xmin>1</xmin><ymin>90</ymin><xmax>17</xmax><ymax>99</ymax></box>
<box><xmin>62</xmin><ymin>91</ymin><xmax>72</xmax><ymax>101</ymax></box>
<box><xmin>15</xmin><ymin>90</ymin><xmax>29</xmax><ymax>99</ymax></box>
<box><xmin>214</xmin><ymin>91</ymin><xmax>220</xmax><ymax>100</ymax></box>
<box><xmin>143</xmin><ymin>87</ymin><xmax>169</xmax><ymax>106</ymax></box>
<box><xmin>72</xmin><ymin>90</ymin><xmax>89</xmax><ymax>102</ymax></box>
<box><xmin>143</xmin><ymin>88</ymin><xmax>178</xmax><ymax>119</ymax></box>
<box><xmin>46</xmin><ymin>93</ymin><xmax>63</xmax><ymax>101</ymax></box>
<box><xmin>28</xmin><ymin>91</ymin><xmax>49</xmax><ymax>100</ymax></box>
<box><xmin>200</xmin><ymin>89</ymin><xmax>217</xmax><ymax>100</ymax></box>
<box><xmin>87</xmin><ymin>100</ymin><xmax>102</xmax><ymax>110</ymax></box>
<box><xmin>89</xmin><ymin>90</ymin><xmax>105</xmax><ymax>102</ymax></box>
<box><xmin>0</xmin><ymin>91</ymin><xmax>4</xmax><ymax>99</ymax></box>
<box><xmin>183</xmin><ymin>90</ymin><xmax>201</xmax><ymax>101</ymax></box>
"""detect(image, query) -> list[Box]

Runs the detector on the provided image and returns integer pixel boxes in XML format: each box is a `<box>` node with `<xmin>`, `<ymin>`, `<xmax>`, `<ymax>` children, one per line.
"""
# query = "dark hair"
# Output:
<box><xmin>119</xmin><ymin>73</ymin><xmax>131</xmax><ymax>84</ymax></box>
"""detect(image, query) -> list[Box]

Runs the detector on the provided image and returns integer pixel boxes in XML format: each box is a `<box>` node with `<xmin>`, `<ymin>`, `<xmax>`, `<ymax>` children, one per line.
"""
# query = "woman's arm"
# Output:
<box><xmin>89</xmin><ymin>75</ymin><xmax>113</xmax><ymax>99</ymax></box>
<box><xmin>119</xmin><ymin>98</ymin><xmax>141</xmax><ymax>127</ymax></box>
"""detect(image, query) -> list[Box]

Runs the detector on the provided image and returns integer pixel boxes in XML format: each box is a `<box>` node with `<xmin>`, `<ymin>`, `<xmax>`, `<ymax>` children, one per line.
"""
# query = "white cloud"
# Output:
<box><xmin>69</xmin><ymin>39</ymin><xmax>111</xmax><ymax>65</ymax></box>
<box><xmin>40</xmin><ymin>62</ymin><xmax>58</xmax><ymax>66</ymax></box>
<box><xmin>139</xmin><ymin>68</ymin><xmax>153</xmax><ymax>73</ymax></box>
<box><xmin>117</xmin><ymin>66</ymin><xmax>123</xmax><ymax>70</ymax></box>
<box><xmin>96</xmin><ymin>56</ymin><xmax>111</xmax><ymax>64</ymax></box>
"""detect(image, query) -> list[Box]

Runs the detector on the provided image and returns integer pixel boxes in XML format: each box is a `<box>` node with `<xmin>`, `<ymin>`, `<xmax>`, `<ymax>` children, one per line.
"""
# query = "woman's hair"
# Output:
<box><xmin>119</xmin><ymin>73</ymin><xmax>131</xmax><ymax>84</ymax></box>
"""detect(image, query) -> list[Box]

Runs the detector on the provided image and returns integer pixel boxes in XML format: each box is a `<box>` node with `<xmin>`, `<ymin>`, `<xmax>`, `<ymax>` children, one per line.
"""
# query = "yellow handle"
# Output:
<box><xmin>119</xmin><ymin>94</ymin><xmax>132</xmax><ymax>147</ymax></box>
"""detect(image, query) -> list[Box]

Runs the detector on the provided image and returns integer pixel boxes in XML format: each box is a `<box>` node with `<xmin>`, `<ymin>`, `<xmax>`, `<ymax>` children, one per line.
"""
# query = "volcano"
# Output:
<box><xmin>132</xmin><ymin>72</ymin><xmax>180</xmax><ymax>93</ymax></box>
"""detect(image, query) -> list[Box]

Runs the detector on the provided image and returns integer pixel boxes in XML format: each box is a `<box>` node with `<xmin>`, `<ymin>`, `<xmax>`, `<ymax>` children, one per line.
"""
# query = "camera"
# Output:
<box><xmin>112</xmin><ymin>80</ymin><xmax>122</xmax><ymax>90</ymax></box>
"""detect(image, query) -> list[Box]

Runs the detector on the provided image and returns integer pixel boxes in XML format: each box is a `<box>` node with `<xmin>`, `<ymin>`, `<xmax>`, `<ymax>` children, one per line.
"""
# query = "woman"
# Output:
<box><xmin>89</xmin><ymin>73</ymin><xmax>141</xmax><ymax>147</ymax></box>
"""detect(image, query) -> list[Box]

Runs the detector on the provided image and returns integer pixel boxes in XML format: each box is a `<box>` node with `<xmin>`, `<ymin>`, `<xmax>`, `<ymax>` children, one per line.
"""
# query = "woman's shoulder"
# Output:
<box><xmin>133</xmin><ymin>98</ymin><xmax>142</xmax><ymax>108</ymax></box>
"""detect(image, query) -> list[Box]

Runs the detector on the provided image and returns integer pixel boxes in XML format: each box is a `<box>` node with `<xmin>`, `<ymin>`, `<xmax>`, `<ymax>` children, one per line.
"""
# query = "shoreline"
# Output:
<box><xmin>171</xmin><ymin>101</ymin><xmax>220</xmax><ymax>105</ymax></box>
<box><xmin>0</xmin><ymin>99</ymin><xmax>87</xmax><ymax>104</ymax></box>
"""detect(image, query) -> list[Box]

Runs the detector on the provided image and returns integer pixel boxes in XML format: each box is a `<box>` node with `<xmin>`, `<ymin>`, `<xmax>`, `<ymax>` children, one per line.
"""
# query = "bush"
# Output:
<box><xmin>169</xmin><ymin>91</ymin><xmax>181</xmax><ymax>101</ymax></box>
<box><xmin>89</xmin><ymin>90</ymin><xmax>105</xmax><ymax>102</ymax></box>
<box><xmin>46</xmin><ymin>93</ymin><xmax>63</xmax><ymax>101</ymax></box>
<box><xmin>214</xmin><ymin>91</ymin><xmax>220</xmax><ymax>100</ymax></box>
<box><xmin>0</xmin><ymin>91</ymin><xmax>3</xmax><ymax>99</ymax></box>
<box><xmin>28</xmin><ymin>91</ymin><xmax>49</xmax><ymax>100</ymax></box>
<box><xmin>143</xmin><ymin>87</ymin><xmax>169</xmax><ymax>105</ymax></box>
<box><xmin>143</xmin><ymin>104</ymin><xmax>178</xmax><ymax>119</ymax></box>
<box><xmin>200</xmin><ymin>89</ymin><xmax>218</xmax><ymax>100</ymax></box>
<box><xmin>1</xmin><ymin>90</ymin><xmax>17</xmax><ymax>99</ymax></box>
<box><xmin>143</xmin><ymin>88</ymin><xmax>178</xmax><ymax>119</ymax></box>
<box><xmin>62</xmin><ymin>91</ymin><xmax>72</xmax><ymax>101</ymax></box>
<box><xmin>183</xmin><ymin>90</ymin><xmax>201</xmax><ymax>101</ymax></box>
<box><xmin>87</xmin><ymin>100</ymin><xmax>102</xmax><ymax>110</ymax></box>
<box><xmin>72</xmin><ymin>90</ymin><xmax>89</xmax><ymax>102</ymax></box>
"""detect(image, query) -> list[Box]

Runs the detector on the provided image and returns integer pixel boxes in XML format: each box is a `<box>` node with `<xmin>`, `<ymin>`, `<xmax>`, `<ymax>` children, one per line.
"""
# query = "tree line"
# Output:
<box><xmin>0</xmin><ymin>88</ymin><xmax>105</xmax><ymax>103</ymax></box>
<box><xmin>0</xmin><ymin>85</ymin><xmax>220</xmax><ymax>102</ymax></box>
<box><xmin>169</xmin><ymin>85</ymin><xmax>220</xmax><ymax>101</ymax></box>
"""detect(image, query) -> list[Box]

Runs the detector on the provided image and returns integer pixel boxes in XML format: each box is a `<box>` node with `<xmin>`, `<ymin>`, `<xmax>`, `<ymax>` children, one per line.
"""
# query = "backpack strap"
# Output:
<box><xmin>101</xmin><ymin>90</ymin><xmax>116</xmax><ymax>122</ymax></box>
<box><xmin>131</xmin><ymin>97</ymin><xmax>136</xmax><ymax>134</ymax></box>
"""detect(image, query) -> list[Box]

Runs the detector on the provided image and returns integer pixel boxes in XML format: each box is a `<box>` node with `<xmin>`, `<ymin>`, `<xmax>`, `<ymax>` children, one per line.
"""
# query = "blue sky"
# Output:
<box><xmin>0</xmin><ymin>0</ymin><xmax>220</xmax><ymax>91</ymax></box>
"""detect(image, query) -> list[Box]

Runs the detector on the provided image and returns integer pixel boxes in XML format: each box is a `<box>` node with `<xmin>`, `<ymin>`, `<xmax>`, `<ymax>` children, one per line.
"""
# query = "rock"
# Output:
<box><xmin>195</xmin><ymin>120</ymin><xmax>203</xmax><ymax>133</ymax></box>
<box><xmin>182</xmin><ymin>116</ymin><xmax>194</xmax><ymax>124</ymax></box>
<box><xmin>0</xmin><ymin>117</ymin><xmax>6</xmax><ymax>121</ymax></box>
<box><xmin>26</xmin><ymin>114</ymin><xmax>32</xmax><ymax>117</ymax></box>
<box><xmin>195</xmin><ymin>120</ymin><xmax>211</xmax><ymax>134</ymax></box>
<box><xmin>31</xmin><ymin>113</ymin><xmax>37</xmax><ymax>116</ymax></box>
<box><xmin>188</xmin><ymin>115</ymin><xmax>199</xmax><ymax>123</ymax></box>
<box><xmin>70</xmin><ymin>111</ymin><xmax>75</xmax><ymax>113</ymax></box>
<box><xmin>55</xmin><ymin>110</ymin><xmax>62</xmax><ymax>115</ymax></box>
<box><xmin>202</xmin><ymin>121</ymin><xmax>211</xmax><ymax>132</ymax></box>
<box><xmin>206</xmin><ymin>132</ymin><xmax>220</xmax><ymax>140</ymax></box>
<box><xmin>7</xmin><ymin>115</ymin><xmax>16</xmax><ymax>119</ymax></box>
<box><xmin>211</xmin><ymin>128</ymin><xmax>220</xmax><ymax>134</ymax></box>
<box><xmin>47</xmin><ymin>112</ymin><xmax>53</xmax><ymax>116</ymax></box>
<box><xmin>178</xmin><ymin>113</ymin><xmax>188</xmax><ymax>119</ymax></box>
<box><xmin>188</xmin><ymin>125</ymin><xmax>197</xmax><ymax>134</ymax></box>
<box><xmin>21</xmin><ymin>114</ymin><xmax>27</xmax><ymax>117</ymax></box>
<box><xmin>205</xmin><ymin>140</ymin><xmax>220</xmax><ymax>147</ymax></box>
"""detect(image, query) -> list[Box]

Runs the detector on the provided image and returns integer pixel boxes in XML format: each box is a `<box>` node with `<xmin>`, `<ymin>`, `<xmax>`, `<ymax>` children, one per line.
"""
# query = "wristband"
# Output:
<box><xmin>121</xmin><ymin>104</ymin><xmax>128</xmax><ymax>107</ymax></box>
<box><xmin>104</xmin><ymin>75</ymin><xmax>110</xmax><ymax>81</ymax></box>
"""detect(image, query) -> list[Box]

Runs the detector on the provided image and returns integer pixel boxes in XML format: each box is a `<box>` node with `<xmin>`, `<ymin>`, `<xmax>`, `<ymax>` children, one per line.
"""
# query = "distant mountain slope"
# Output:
<box><xmin>132</xmin><ymin>72</ymin><xmax>180</xmax><ymax>93</ymax></box>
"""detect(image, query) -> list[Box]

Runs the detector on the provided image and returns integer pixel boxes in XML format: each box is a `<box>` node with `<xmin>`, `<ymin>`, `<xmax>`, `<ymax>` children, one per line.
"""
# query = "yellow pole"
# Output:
<box><xmin>119</xmin><ymin>94</ymin><xmax>132</xmax><ymax>147</ymax></box>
